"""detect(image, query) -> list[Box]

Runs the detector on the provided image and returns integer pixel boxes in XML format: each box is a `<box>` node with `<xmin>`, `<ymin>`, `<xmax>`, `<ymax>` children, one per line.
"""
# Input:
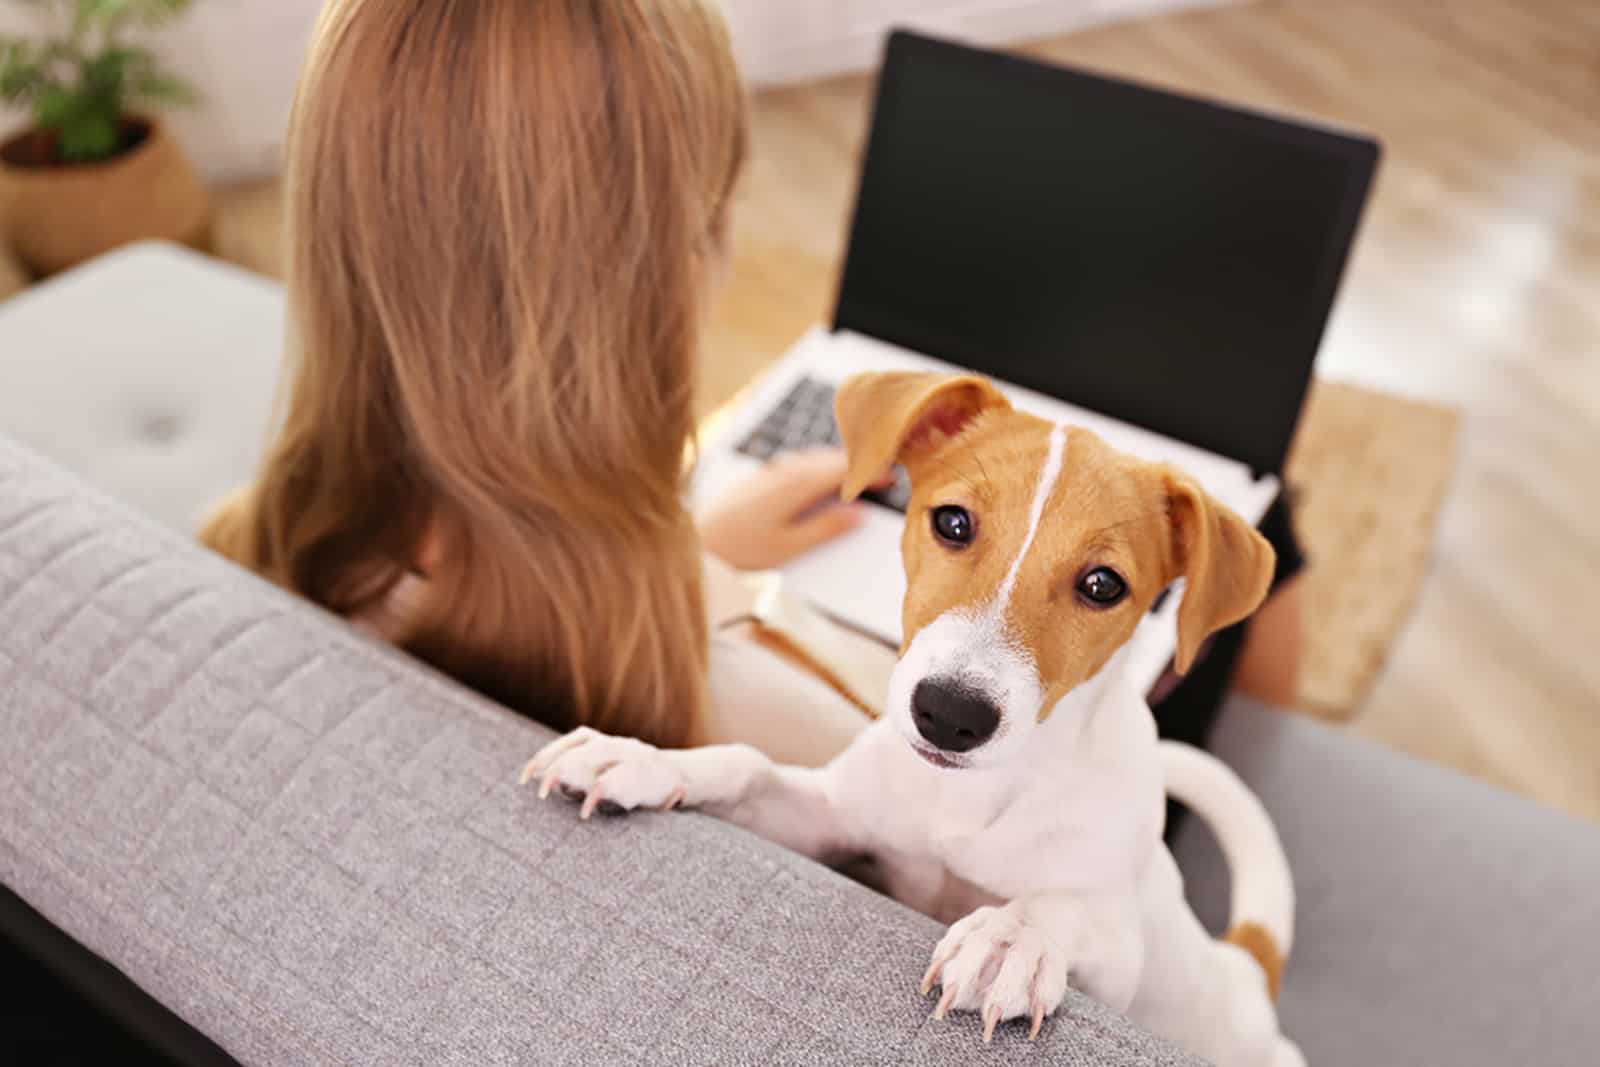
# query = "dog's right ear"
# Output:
<box><xmin>834</xmin><ymin>372</ymin><xmax>1010</xmax><ymax>501</ymax></box>
<box><xmin>1165</xmin><ymin>472</ymin><xmax>1277</xmax><ymax>675</ymax></box>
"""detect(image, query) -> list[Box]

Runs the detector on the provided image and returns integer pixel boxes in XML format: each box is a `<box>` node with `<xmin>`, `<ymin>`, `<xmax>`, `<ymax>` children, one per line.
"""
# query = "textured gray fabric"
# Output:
<box><xmin>0</xmin><ymin>433</ymin><xmax>1197</xmax><ymax>1066</ymax></box>
<box><xmin>1177</xmin><ymin>699</ymin><xmax>1600</xmax><ymax>1067</ymax></box>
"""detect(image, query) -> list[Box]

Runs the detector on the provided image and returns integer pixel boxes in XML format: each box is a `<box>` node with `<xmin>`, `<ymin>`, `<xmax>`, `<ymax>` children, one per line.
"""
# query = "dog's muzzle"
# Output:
<box><xmin>911</xmin><ymin>679</ymin><xmax>1001</xmax><ymax>753</ymax></box>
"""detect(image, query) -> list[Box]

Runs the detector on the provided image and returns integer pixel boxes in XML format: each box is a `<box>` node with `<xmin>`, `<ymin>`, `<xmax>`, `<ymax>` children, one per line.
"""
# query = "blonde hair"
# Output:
<box><xmin>202</xmin><ymin>0</ymin><xmax>748</xmax><ymax>746</ymax></box>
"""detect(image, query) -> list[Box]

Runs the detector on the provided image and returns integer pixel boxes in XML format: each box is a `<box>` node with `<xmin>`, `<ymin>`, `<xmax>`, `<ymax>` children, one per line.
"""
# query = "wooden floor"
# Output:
<box><xmin>704</xmin><ymin>0</ymin><xmax>1600</xmax><ymax>821</ymax></box>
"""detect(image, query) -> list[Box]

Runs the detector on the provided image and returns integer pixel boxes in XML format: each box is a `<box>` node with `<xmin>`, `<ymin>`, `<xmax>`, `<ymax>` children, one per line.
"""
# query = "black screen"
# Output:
<box><xmin>834</xmin><ymin>32</ymin><xmax>1379</xmax><ymax>476</ymax></box>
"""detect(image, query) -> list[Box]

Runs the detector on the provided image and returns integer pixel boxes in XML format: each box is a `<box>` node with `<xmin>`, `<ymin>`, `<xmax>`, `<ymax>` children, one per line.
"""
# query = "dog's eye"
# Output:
<box><xmin>931</xmin><ymin>505</ymin><xmax>975</xmax><ymax>547</ymax></box>
<box><xmin>1076</xmin><ymin>567</ymin><xmax>1128</xmax><ymax>607</ymax></box>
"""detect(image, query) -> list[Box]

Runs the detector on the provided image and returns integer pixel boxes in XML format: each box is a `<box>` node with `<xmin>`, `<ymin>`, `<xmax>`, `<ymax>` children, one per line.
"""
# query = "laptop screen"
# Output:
<box><xmin>834</xmin><ymin>32</ymin><xmax>1380</xmax><ymax>476</ymax></box>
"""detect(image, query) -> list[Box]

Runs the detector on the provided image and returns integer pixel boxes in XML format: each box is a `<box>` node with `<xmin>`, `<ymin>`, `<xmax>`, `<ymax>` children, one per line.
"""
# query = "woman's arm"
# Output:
<box><xmin>696</xmin><ymin>448</ymin><xmax>873</xmax><ymax>570</ymax></box>
<box><xmin>196</xmin><ymin>484</ymin><xmax>256</xmax><ymax>562</ymax></box>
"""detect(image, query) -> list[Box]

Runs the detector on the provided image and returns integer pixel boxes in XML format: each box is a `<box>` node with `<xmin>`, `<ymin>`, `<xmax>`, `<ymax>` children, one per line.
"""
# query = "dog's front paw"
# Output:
<box><xmin>518</xmin><ymin>727</ymin><xmax>687</xmax><ymax>818</ymax></box>
<box><xmin>922</xmin><ymin>904</ymin><xmax>1070</xmax><ymax>1043</ymax></box>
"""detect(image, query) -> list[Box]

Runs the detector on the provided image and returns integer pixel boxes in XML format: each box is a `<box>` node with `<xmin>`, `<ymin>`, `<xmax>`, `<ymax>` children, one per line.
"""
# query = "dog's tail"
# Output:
<box><xmin>1159</xmin><ymin>740</ymin><xmax>1293</xmax><ymax>1000</ymax></box>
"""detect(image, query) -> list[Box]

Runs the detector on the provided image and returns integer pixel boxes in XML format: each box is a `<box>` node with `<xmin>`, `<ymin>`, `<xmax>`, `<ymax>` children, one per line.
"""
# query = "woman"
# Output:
<box><xmin>203</xmin><ymin>0</ymin><xmax>876</xmax><ymax>764</ymax></box>
<box><xmin>206</xmin><ymin>0</ymin><xmax>1301</xmax><ymax>770</ymax></box>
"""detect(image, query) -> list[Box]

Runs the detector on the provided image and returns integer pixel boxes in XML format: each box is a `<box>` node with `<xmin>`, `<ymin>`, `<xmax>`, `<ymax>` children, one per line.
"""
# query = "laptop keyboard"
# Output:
<box><xmin>736</xmin><ymin>377</ymin><xmax>913</xmax><ymax>512</ymax></box>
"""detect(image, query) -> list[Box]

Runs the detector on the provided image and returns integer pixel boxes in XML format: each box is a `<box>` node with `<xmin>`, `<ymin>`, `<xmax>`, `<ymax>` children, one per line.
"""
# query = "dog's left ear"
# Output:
<box><xmin>1166</xmin><ymin>473</ymin><xmax>1277</xmax><ymax>675</ymax></box>
<box><xmin>834</xmin><ymin>371</ymin><xmax>1010</xmax><ymax>501</ymax></box>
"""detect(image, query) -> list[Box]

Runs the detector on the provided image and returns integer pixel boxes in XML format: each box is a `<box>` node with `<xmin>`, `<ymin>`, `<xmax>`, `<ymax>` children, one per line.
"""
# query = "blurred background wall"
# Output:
<box><xmin>0</xmin><ymin>0</ymin><xmax>1239</xmax><ymax>183</ymax></box>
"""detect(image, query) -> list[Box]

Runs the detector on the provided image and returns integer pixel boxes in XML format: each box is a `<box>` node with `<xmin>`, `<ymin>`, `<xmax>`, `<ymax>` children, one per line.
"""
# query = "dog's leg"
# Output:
<box><xmin>924</xmin><ymin>889</ymin><xmax>1145</xmax><ymax>1041</ymax></box>
<box><xmin>520</xmin><ymin>727</ymin><xmax>848</xmax><ymax>861</ymax></box>
<box><xmin>1274</xmin><ymin>1037</ymin><xmax>1308</xmax><ymax>1067</ymax></box>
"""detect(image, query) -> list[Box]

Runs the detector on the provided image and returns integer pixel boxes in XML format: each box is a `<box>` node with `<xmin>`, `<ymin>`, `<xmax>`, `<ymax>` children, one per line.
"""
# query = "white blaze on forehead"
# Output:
<box><xmin>994</xmin><ymin>424</ymin><xmax>1068</xmax><ymax>612</ymax></box>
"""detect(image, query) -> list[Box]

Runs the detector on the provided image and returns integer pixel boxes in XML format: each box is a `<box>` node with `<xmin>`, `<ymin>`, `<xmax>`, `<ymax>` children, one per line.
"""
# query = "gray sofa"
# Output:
<box><xmin>4</xmin><ymin>247</ymin><xmax>1600</xmax><ymax>1064</ymax></box>
<box><xmin>0</xmin><ymin>433</ymin><xmax>1204</xmax><ymax>1065</ymax></box>
<box><xmin>6</xmin><ymin>418</ymin><xmax>1600</xmax><ymax>1066</ymax></box>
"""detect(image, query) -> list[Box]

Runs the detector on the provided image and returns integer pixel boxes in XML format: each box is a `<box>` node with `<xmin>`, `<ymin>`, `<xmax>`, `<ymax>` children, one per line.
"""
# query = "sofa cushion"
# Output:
<box><xmin>0</xmin><ymin>242</ymin><xmax>284</xmax><ymax>534</ymax></box>
<box><xmin>0</xmin><ymin>432</ymin><xmax>1197</xmax><ymax>1065</ymax></box>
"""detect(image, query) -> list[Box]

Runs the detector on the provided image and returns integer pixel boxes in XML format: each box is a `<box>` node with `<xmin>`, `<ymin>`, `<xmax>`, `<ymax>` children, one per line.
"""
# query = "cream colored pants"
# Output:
<box><xmin>700</xmin><ymin>553</ymin><xmax>897</xmax><ymax>768</ymax></box>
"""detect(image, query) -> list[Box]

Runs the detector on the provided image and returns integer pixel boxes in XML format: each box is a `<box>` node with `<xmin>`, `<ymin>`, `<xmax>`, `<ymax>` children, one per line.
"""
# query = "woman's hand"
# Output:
<box><xmin>698</xmin><ymin>448</ymin><xmax>873</xmax><ymax>570</ymax></box>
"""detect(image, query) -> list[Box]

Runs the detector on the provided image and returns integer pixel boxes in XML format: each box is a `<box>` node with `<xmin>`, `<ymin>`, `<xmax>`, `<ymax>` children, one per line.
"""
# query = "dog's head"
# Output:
<box><xmin>836</xmin><ymin>371</ymin><xmax>1275</xmax><ymax>770</ymax></box>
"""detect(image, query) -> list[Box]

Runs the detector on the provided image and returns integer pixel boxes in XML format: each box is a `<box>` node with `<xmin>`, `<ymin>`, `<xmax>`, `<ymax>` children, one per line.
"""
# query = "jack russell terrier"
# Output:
<box><xmin>522</xmin><ymin>371</ymin><xmax>1302</xmax><ymax>1066</ymax></box>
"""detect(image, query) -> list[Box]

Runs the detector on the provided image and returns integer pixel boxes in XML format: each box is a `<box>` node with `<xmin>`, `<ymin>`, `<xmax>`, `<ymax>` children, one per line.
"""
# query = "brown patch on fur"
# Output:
<box><xmin>1002</xmin><ymin>430</ymin><xmax>1178</xmax><ymax>715</ymax></box>
<box><xmin>835</xmin><ymin>372</ymin><xmax>1010</xmax><ymax>502</ymax></box>
<box><xmin>1224</xmin><ymin>922</ymin><xmax>1285</xmax><ymax>1001</ymax></box>
<box><xmin>1166</xmin><ymin>479</ymin><xmax>1277</xmax><ymax>674</ymax></box>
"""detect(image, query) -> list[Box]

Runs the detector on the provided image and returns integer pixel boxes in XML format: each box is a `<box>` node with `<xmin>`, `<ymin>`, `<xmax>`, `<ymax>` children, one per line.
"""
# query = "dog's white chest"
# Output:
<box><xmin>880</xmin><ymin>811</ymin><xmax>1013</xmax><ymax>921</ymax></box>
<box><xmin>832</xmin><ymin>729</ymin><xmax>1071</xmax><ymax>921</ymax></box>
<box><xmin>873</xmin><ymin>852</ymin><xmax>1001</xmax><ymax>924</ymax></box>
<box><xmin>830</xmin><ymin>717</ymin><xmax>1161</xmax><ymax>923</ymax></box>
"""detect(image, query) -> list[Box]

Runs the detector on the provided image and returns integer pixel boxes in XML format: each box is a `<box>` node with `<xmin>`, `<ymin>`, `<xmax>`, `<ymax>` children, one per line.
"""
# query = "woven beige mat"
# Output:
<box><xmin>1286</xmin><ymin>379</ymin><xmax>1460</xmax><ymax>720</ymax></box>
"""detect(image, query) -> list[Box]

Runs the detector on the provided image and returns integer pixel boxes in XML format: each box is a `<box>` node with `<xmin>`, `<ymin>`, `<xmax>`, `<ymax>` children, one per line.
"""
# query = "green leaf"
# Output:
<box><xmin>83</xmin><ymin>45</ymin><xmax>153</xmax><ymax>93</ymax></box>
<box><xmin>84</xmin><ymin>48</ymin><xmax>123</xmax><ymax>91</ymax></box>
<box><xmin>33</xmin><ymin>82</ymin><xmax>77</xmax><ymax>127</ymax></box>
<box><xmin>0</xmin><ymin>40</ymin><xmax>47</xmax><ymax>103</ymax></box>
<box><xmin>127</xmin><ymin>69</ymin><xmax>194</xmax><ymax>106</ymax></box>
<box><xmin>109</xmin><ymin>0</ymin><xmax>193</xmax><ymax>30</ymax></box>
<box><xmin>78</xmin><ymin>0</ymin><xmax>132</xmax><ymax>20</ymax></box>
<box><xmin>0</xmin><ymin>37</ymin><xmax>36</xmax><ymax>62</ymax></box>
<box><xmin>58</xmin><ymin>110</ymin><xmax>120</xmax><ymax>161</ymax></box>
<box><xmin>4</xmin><ymin>0</ymin><xmax>198</xmax><ymax>128</ymax></box>
<box><xmin>144</xmin><ymin>0</ymin><xmax>195</xmax><ymax>24</ymax></box>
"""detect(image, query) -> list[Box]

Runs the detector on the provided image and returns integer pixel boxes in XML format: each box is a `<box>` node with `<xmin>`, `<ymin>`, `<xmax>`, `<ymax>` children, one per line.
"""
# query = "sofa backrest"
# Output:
<box><xmin>0</xmin><ymin>433</ymin><xmax>1198</xmax><ymax>1066</ymax></box>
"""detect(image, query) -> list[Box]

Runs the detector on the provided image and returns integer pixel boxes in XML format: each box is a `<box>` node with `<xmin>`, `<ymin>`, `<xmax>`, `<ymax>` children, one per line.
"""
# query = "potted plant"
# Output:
<box><xmin>1</xmin><ymin>0</ymin><xmax>209</xmax><ymax>275</ymax></box>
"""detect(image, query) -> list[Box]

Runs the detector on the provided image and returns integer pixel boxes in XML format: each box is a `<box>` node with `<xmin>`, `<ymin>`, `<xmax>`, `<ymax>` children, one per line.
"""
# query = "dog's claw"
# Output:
<box><xmin>521</xmin><ymin>729</ymin><xmax>594</xmax><ymax>789</ymax></box>
<box><xmin>577</xmin><ymin>761</ymin><xmax>620</xmax><ymax>819</ymax></box>
<box><xmin>982</xmin><ymin>1005</ymin><xmax>1000</xmax><ymax>1043</ymax></box>
<box><xmin>537</xmin><ymin>767</ymin><xmax>561</xmax><ymax>800</ymax></box>
<box><xmin>933</xmin><ymin>984</ymin><xmax>958</xmax><ymax>1021</ymax></box>
<box><xmin>1029</xmin><ymin>1002</ymin><xmax>1045</xmax><ymax>1041</ymax></box>
<box><xmin>661</xmin><ymin>787</ymin><xmax>686</xmax><ymax>812</ymax></box>
<box><xmin>922</xmin><ymin>940</ymin><xmax>960</xmax><ymax>996</ymax></box>
<box><xmin>919</xmin><ymin>960</ymin><xmax>942</xmax><ymax>996</ymax></box>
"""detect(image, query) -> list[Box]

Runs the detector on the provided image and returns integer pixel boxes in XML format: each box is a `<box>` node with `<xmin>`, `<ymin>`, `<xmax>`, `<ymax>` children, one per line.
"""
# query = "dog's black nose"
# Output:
<box><xmin>912</xmin><ymin>679</ymin><xmax>1000</xmax><ymax>753</ymax></box>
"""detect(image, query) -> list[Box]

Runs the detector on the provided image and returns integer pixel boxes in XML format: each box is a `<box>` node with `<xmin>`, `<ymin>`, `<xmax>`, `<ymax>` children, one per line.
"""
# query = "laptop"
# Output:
<box><xmin>692</xmin><ymin>30</ymin><xmax>1380</xmax><ymax>693</ymax></box>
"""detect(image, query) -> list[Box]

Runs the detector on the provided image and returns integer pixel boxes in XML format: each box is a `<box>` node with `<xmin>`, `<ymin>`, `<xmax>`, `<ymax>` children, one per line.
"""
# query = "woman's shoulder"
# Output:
<box><xmin>196</xmin><ymin>484</ymin><xmax>257</xmax><ymax>562</ymax></box>
<box><xmin>349</xmin><ymin>570</ymin><xmax>432</xmax><ymax>641</ymax></box>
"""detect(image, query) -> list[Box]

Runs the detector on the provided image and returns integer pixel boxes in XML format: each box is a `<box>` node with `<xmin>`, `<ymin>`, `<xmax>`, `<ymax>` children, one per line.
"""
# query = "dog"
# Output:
<box><xmin>521</xmin><ymin>371</ymin><xmax>1303</xmax><ymax>1066</ymax></box>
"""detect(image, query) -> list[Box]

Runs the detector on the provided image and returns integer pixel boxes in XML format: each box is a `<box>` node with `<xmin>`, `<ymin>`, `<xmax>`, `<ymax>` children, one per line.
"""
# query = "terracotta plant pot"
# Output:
<box><xmin>0</xmin><ymin>240</ymin><xmax>25</xmax><ymax>301</ymax></box>
<box><xmin>0</xmin><ymin>116</ymin><xmax>211</xmax><ymax>275</ymax></box>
